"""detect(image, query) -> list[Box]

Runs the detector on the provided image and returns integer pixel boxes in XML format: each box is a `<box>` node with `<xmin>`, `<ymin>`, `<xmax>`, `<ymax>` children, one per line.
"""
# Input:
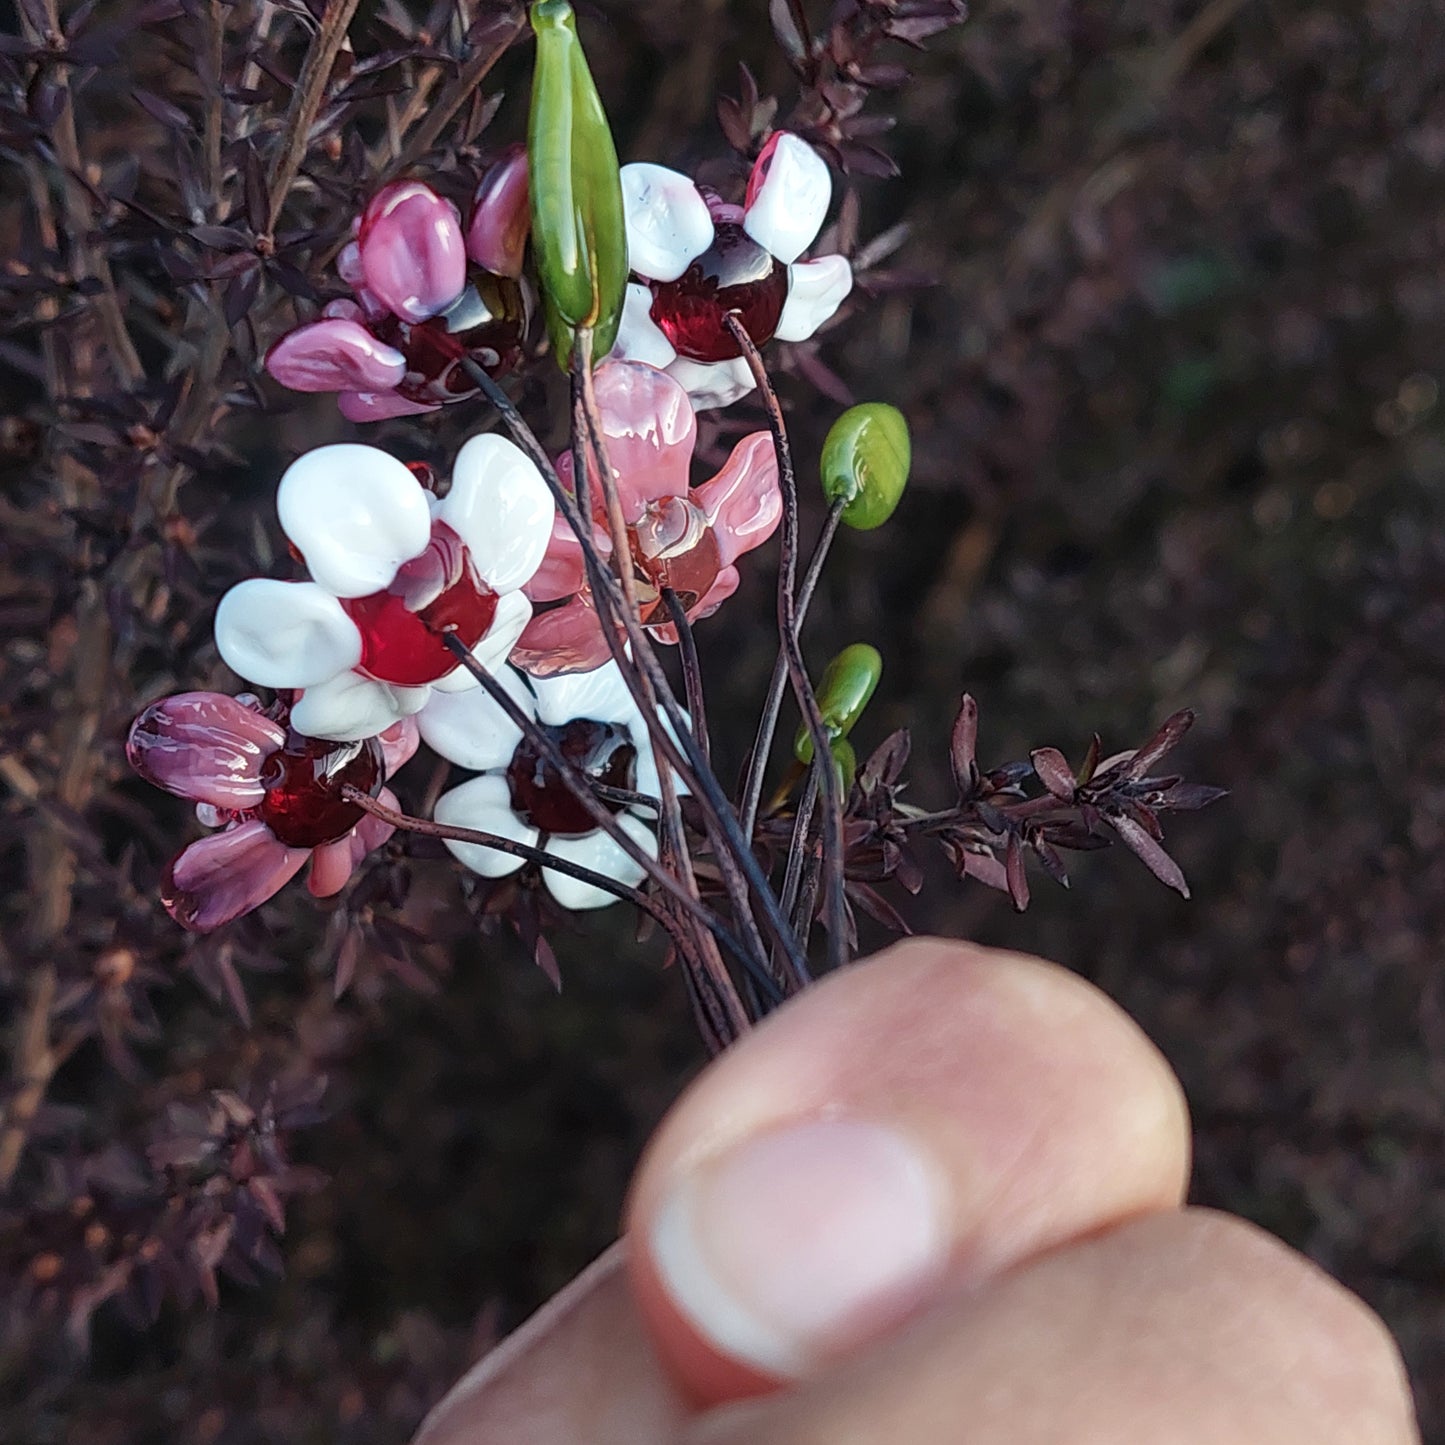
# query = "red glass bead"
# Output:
<box><xmin>375</xmin><ymin>269</ymin><xmax>528</xmax><ymax>404</ymax></box>
<box><xmin>628</xmin><ymin>497</ymin><xmax>723</xmax><ymax>621</ymax></box>
<box><xmin>341</xmin><ymin>522</ymin><xmax>498</xmax><ymax>686</ymax></box>
<box><xmin>256</xmin><ymin>730</ymin><xmax>383</xmax><ymax>848</ymax></box>
<box><xmin>647</xmin><ymin>222</ymin><xmax>787</xmax><ymax>362</ymax></box>
<box><xmin>506</xmin><ymin>720</ymin><xmax>637</xmax><ymax>837</ymax></box>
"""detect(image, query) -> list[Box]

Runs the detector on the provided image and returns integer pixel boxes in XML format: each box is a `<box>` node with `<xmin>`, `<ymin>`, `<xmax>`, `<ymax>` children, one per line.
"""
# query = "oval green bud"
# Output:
<box><xmin>794</xmin><ymin>643</ymin><xmax>883</xmax><ymax>763</ymax></box>
<box><xmin>830</xmin><ymin>737</ymin><xmax>857</xmax><ymax>792</ymax></box>
<box><xmin>528</xmin><ymin>0</ymin><xmax>627</xmax><ymax>366</ymax></box>
<box><xmin>819</xmin><ymin>403</ymin><xmax>911</xmax><ymax>530</ymax></box>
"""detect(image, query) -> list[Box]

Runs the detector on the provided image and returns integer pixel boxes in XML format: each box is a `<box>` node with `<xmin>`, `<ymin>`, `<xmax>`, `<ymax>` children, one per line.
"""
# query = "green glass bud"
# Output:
<box><xmin>830</xmin><ymin>737</ymin><xmax>857</xmax><ymax>792</ymax></box>
<box><xmin>819</xmin><ymin>403</ymin><xmax>911</xmax><ymax>530</ymax></box>
<box><xmin>528</xmin><ymin>0</ymin><xmax>627</xmax><ymax>367</ymax></box>
<box><xmin>794</xmin><ymin>643</ymin><xmax>883</xmax><ymax>763</ymax></box>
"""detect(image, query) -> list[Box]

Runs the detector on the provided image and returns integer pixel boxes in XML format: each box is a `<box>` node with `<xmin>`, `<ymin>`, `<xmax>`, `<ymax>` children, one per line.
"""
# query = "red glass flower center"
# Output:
<box><xmin>628</xmin><ymin>496</ymin><xmax>723</xmax><ymax>622</ymax></box>
<box><xmin>341</xmin><ymin>522</ymin><xmax>498</xmax><ymax>687</ymax></box>
<box><xmin>506</xmin><ymin>719</ymin><xmax>637</xmax><ymax>837</ymax></box>
<box><xmin>256</xmin><ymin>730</ymin><xmax>384</xmax><ymax>848</ymax></box>
<box><xmin>375</xmin><ymin>269</ymin><xmax>527</xmax><ymax>403</ymax></box>
<box><xmin>647</xmin><ymin>222</ymin><xmax>788</xmax><ymax>362</ymax></box>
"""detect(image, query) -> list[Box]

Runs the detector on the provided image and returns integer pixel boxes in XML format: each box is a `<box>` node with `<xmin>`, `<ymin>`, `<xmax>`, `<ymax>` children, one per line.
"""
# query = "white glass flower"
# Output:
<box><xmin>215</xmin><ymin>436</ymin><xmax>554</xmax><ymax>742</ymax></box>
<box><xmin>614</xmin><ymin>132</ymin><xmax>854</xmax><ymax>409</ymax></box>
<box><xmin>420</xmin><ymin>659</ymin><xmax>685</xmax><ymax>910</ymax></box>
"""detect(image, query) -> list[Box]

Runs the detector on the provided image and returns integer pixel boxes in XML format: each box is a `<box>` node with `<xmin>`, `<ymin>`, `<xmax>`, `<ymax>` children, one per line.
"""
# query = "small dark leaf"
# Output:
<box><xmin>769</xmin><ymin>0</ymin><xmax>809</xmax><ymax>63</ymax></box>
<box><xmin>223</xmin><ymin>264</ymin><xmax>263</xmax><ymax>327</ymax></box>
<box><xmin>1030</xmin><ymin>746</ymin><xmax>1076</xmax><ymax>800</ymax></box>
<box><xmin>533</xmin><ymin>934</ymin><xmax>562</xmax><ymax>992</ymax></box>
<box><xmin>1031</xmin><ymin>834</ymin><xmax>1070</xmax><ymax>888</ymax></box>
<box><xmin>1154</xmin><ymin>782</ymin><xmax>1229</xmax><ymax>812</ymax></box>
<box><xmin>132</xmin><ymin>89</ymin><xmax>191</xmax><ymax>130</ymax></box>
<box><xmin>1004</xmin><ymin>832</ymin><xmax>1030</xmax><ymax>911</ymax></box>
<box><xmin>860</xmin><ymin>727</ymin><xmax>911</xmax><ymax>790</ymax></box>
<box><xmin>844</xmin><ymin>880</ymin><xmax>912</xmax><ymax>934</ymax></box>
<box><xmin>1126</xmin><ymin>709</ymin><xmax>1196</xmax><ymax>780</ymax></box>
<box><xmin>1108</xmin><ymin>812</ymin><xmax>1191</xmax><ymax>898</ymax></box>
<box><xmin>960</xmin><ymin>847</ymin><xmax>1009</xmax><ymax>892</ymax></box>
<box><xmin>949</xmin><ymin>693</ymin><xmax>978</xmax><ymax>796</ymax></box>
<box><xmin>1076</xmin><ymin>733</ymin><xmax>1102</xmax><ymax>785</ymax></box>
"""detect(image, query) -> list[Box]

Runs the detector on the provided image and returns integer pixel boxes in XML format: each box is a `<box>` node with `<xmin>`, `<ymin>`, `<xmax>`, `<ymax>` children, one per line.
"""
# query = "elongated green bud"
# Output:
<box><xmin>795</xmin><ymin>644</ymin><xmax>883</xmax><ymax>763</ymax></box>
<box><xmin>528</xmin><ymin>0</ymin><xmax>627</xmax><ymax>366</ymax></box>
<box><xmin>820</xmin><ymin>403</ymin><xmax>911</xmax><ymax>530</ymax></box>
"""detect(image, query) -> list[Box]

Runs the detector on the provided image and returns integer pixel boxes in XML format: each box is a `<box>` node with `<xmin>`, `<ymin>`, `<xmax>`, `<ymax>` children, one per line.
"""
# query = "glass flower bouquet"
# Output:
<box><xmin>124</xmin><ymin>0</ymin><xmax>1220</xmax><ymax>1056</ymax></box>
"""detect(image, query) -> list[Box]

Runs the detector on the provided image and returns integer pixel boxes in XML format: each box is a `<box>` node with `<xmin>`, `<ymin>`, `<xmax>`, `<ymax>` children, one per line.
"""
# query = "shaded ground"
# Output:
<box><xmin>3</xmin><ymin>0</ymin><xmax>1443</xmax><ymax>1440</ymax></box>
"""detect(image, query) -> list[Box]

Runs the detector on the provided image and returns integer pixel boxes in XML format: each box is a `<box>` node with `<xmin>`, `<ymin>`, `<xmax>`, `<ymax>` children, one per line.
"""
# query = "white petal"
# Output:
<box><xmin>542</xmin><ymin>813</ymin><xmax>655</xmax><ymax>910</ymax></box>
<box><xmin>665</xmin><ymin>355</ymin><xmax>755</xmax><ymax>410</ymax></box>
<box><xmin>417</xmin><ymin>665</ymin><xmax>534</xmax><ymax>770</ymax></box>
<box><xmin>215</xmin><ymin>579</ymin><xmax>362</xmax><ymax>688</ymax></box>
<box><xmin>437</xmin><ymin>435</ymin><xmax>555</xmax><ymax>593</ymax></box>
<box><xmin>532</xmin><ymin>659</ymin><xmax>640</xmax><ymax>728</ymax></box>
<box><xmin>621</xmin><ymin>163</ymin><xmax>714</xmax><ymax>282</ymax></box>
<box><xmin>290</xmin><ymin>671</ymin><xmax>428</xmax><ymax>742</ymax></box>
<box><xmin>277</xmin><ymin>443</ymin><xmax>431</xmax><ymax>598</ymax></box>
<box><xmin>744</xmin><ymin>133</ymin><xmax>832</xmax><ymax>264</ymax></box>
<box><xmin>612</xmin><ymin>283</ymin><xmax>677</xmax><ymax>369</ymax></box>
<box><xmin>775</xmin><ymin>255</ymin><xmax>853</xmax><ymax>342</ymax></box>
<box><xmin>633</xmin><ymin>714</ymin><xmax>692</xmax><ymax>803</ymax></box>
<box><xmin>434</xmin><ymin>775</ymin><xmax>536</xmax><ymax>878</ymax></box>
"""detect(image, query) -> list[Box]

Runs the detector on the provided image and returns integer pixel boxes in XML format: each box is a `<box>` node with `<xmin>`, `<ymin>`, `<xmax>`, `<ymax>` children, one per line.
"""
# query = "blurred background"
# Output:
<box><xmin>3</xmin><ymin>0</ymin><xmax>1443</xmax><ymax>1440</ymax></box>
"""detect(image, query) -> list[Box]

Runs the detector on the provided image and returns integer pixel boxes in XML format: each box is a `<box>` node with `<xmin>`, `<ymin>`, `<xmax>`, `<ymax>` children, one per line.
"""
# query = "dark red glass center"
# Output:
<box><xmin>647</xmin><ymin>222</ymin><xmax>788</xmax><ymax>362</ymax></box>
<box><xmin>506</xmin><ymin>719</ymin><xmax>637</xmax><ymax>837</ymax></box>
<box><xmin>341</xmin><ymin>522</ymin><xmax>497</xmax><ymax>686</ymax></box>
<box><xmin>375</xmin><ymin>268</ymin><xmax>528</xmax><ymax>404</ymax></box>
<box><xmin>256</xmin><ymin>730</ymin><xmax>383</xmax><ymax>848</ymax></box>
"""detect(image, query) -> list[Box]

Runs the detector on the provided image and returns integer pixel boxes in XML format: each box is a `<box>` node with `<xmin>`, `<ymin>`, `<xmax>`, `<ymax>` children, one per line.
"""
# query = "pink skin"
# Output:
<box><xmin>513</xmin><ymin>360</ymin><xmax>781</xmax><ymax>677</ymax></box>
<box><xmin>133</xmin><ymin>699</ymin><xmax>419</xmax><ymax>931</ymax></box>
<box><xmin>467</xmin><ymin>146</ymin><xmax>530</xmax><ymax>279</ymax></box>
<box><xmin>356</xmin><ymin>180</ymin><xmax>468</xmax><ymax>323</ymax></box>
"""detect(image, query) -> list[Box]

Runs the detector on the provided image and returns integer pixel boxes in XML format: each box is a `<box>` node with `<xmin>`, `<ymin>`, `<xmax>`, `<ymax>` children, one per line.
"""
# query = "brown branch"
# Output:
<box><xmin>266</xmin><ymin>0</ymin><xmax>364</xmax><ymax>231</ymax></box>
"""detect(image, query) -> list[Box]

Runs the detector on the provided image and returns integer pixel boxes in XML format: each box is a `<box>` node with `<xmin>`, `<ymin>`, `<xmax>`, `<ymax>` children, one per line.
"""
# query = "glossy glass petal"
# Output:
<box><xmin>467</xmin><ymin>146</ymin><xmax>531</xmax><ymax>278</ymax></box>
<box><xmin>541</xmin><ymin>812</ymin><xmax>654</xmax><ymax>910</ymax></box>
<box><xmin>161</xmin><ymin>820</ymin><xmax>310</xmax><ymax>932</ymax></box>
<box><xmin>434</xmin><ymin>774</ymin><xmax>537</xmax><ymax>878</ymax></box>
<box><xmin>265</xmin><ymin>319</ymin><xmax>408</xmax><ymax>394</ymax></box>
<box><xmin>620</xmin><ymin>163</ymin><xmax>714</xmax><ymax>282</ymax></box>
<box><xmin>775</xmin><ymin>254</ymin><xmax>853</xmax><ymax>342</ymax></box>
<box><xmin>290</xmin><ymin>671</ymin><xmax>429</xmax><ymax>743</ymax></box>
<box><xmin>277</xmin><ymin>443</ymin><xmax>433</xmax><ymax>598</ymax></box>
<box><xmin>357</xmin><ymin>180</ymin><xmax>468</xmax><ymax>322</ymax></box>
<box><xmin>126</xmin><ymin>691</ymin><xmax>286</xmax><ymax>808</ymax></box>
<box><xmin>214</xmin><ymin>579</ymin><xmax>363</xmax><ymax>689</ymax></box>
<box><xmin>418</xmin><ymin>662</ymin><xmax>533</xmax><ymax>771</ymax></box>
<box><xmin>743</xmin><ymin>131</ymin><xmax>832</xmax><ymax>264</ymax></box>
<box><xmin>692</xmin><ymin>430</ymin><xmax>782</xmax><ymax>565</ymax></box>
<box><xmin>438</xmin><ymin>433</ymin><xmax>555</xmax><ymax>593</ymax></box>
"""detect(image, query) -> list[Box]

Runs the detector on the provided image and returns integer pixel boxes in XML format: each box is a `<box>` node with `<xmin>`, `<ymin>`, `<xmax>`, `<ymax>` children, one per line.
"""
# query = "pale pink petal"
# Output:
<box><xmin>337</xmin><ymin>240</ymin><xmax>366</xmax><ymax>288</ymax></box>
<box><xmin>378</xmin><ymin>718</ymin><xmax>420</xmax><ymax>778</ymax></box>
<box><xmin>323</xmin><ymin>298</ymin><xmax>367</xmax><ymax>322</ymax></box>
<box><xmin>510</xmin><ymin>597</ymin><xmax>615</xmax><ymax>677</ymax></box>
<box><xmin>586</xmin><ymin>359</ymin><xmax>697</xmax><ymax>518</ymax></box>
<box><xmin>691</xmin><ymin>431</ymin><xmax>782</xmax><ymax>565</ymax></box>
<box><xmin>265</xmin><ymin>319</ymin><xmax>407</xmax><ymax>394</ymax></box>
<box><xmin>699</xmin><ymin>186</ymin><xmax>745</xmax><ymax>226</ymax></box>
<box><xmin>775</xmin><ymin>254</ymin><xmax>853</xmax><ymax>342</ymax></box>
<box><xmin>467</xmin><ymin>146</ymin><xmax>529</xmax><ymax>278</ymax></box>
<box><xmin>620</xmin><ymin>163</ymin><xmax>714</xmax><ymax>283</ymax></box>
<box><xmin>357</xmin><ymin>180</ymin><xmax>467</xmax><ymax>323</ymax></box>
<box><xmin>127</xmin><ymin>691</ymin><xmax>285</xmax><ymax>808</ymax></box>
<box><xmin>524</xmin><ymin>509</ymin><xmax>612</xmax><ymax>603</ymax></box>
<box><xmin>650</xmin><ymin>566</ymin><xmax>739</xmax><ymax>642</ymax></box>
<box><xmin>354</xmin><ymin>785</ymin><xmax>402</xmax><ymax>856</ymax></box>
<box><xmin>744</xmin><ymin>131</ymin><xmax>832</xmax><ymax>265</ymax></box>
<box><xmin>336</xmin><ymin>390</ymin><xmax>441</xmax><ymax>423</ymax></box>
<box><xmin>306</xmin><ymin>837</ymin><xmax>358</xmax><ymax>899</ymax></box>
<box><xmin>161</xmin><ymin>820</ymin><xmax>309</xmax><ymax>932</ymax></box>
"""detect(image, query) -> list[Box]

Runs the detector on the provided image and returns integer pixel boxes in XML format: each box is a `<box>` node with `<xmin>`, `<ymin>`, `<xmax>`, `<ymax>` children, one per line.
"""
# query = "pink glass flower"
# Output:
<box><xmin>127</xmin><ymin>692</ymin><xmax>419</xmax><ymax>932</ymax></box>
<box><xmin>265</xmin><ymin>162</ymin><xmax>532</xmax><ymax>421</ymax></box>
<box><xmin>214</xmin><ymin>437</ymin><xmax>555</xmax><ymax>741</ymax></box>
<box><xmin>511</xmin><ymin>359</ymin><xmax>781</xmax><ymax>677</ymax></box>
<box><xmin>613</xmin><ymin>132</ymin><xmax>853</xmax><ymax>409</ymax></box>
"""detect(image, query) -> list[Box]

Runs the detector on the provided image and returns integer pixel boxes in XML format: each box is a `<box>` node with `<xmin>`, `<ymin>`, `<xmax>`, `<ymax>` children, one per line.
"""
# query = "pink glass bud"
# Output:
<box><xmin>582</xmin><ymin>360</ymin><xmax>698</xmax><ymax>517</ymax></box>
<box><xmin>357</xmin><ymin>181</ymin><xmax>468</xmax><ymax>323</ymax></box>
<box><xmin>265</xmin><ymin>319</ymin><xmax>409</xmax><ymax>394</ymax></box>
<box><xmin>128</xmin><ymin>692</ymin><xmax>286</xmax><ymax>809</ymax></box>
<box><xmin>162</xmin><ymin>820</ymin><xmax>309</xmax><ymax>932</ymax></box>
<box><xmin>467</xmin><ymin>147</ymin><xmax>530</xmax><ymax>279</ymax></box>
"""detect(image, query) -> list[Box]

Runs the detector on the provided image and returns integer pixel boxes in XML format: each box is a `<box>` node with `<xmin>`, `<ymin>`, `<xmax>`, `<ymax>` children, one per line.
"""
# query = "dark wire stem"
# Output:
<box><xmin>661</xmin><ymin>587</ymin><xmax>711</xmax><ymax>767</ymax></box>
<box><xmin>739</xmin><ymin>495</ymin><xmax>846</xmax><ymax>838</ymax></box>
<box><xmin>571</xmin><ymin>340</ymin><xmax>786</xmax><ymax>1001</ymax></box>
<box><xmin>724</xmin><ymin>314</ymin><xmax>848</xmax><ymax>973</ymax></box>
<box><xmin>436</xmin><ymin>633</ymin><xmax>776</xmax><ymax>1013</ymax></box>
<box><xmin>778</xmin><ymin>767</ymin><xmax>820</xmax><ymax>927</ymax></box>
<box><xmin>460</xmin><ymin>352</ymin><xmax>811</xmax><ymax>996</ymax></box>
